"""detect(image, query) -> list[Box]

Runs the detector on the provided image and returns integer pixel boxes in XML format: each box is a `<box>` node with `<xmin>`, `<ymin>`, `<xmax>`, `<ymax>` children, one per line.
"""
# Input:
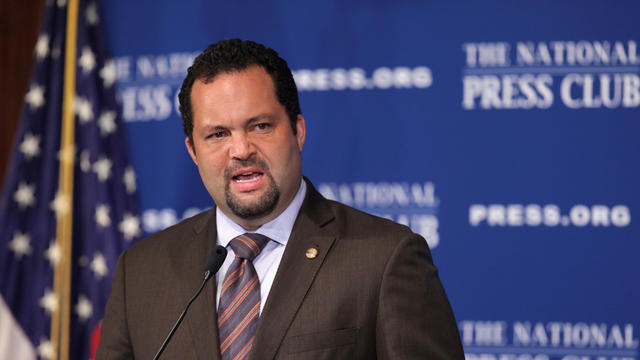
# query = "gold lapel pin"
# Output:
<box><xmin>305</xmin><ymin>247</ymin><xmax>318</xmax><ymax>259</ymax></box>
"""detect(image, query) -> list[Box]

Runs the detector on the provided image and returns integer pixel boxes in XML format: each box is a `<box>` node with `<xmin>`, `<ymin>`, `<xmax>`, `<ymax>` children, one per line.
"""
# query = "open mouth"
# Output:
<box><xmin>232</xmin><ymin>171</ymin><xmax>264</xmax><ymax>183</ymax></box>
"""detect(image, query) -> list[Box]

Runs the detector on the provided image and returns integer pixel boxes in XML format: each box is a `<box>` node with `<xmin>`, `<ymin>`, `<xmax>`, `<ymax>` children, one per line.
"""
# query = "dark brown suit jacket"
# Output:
<box><xmin>96</xmin><ymin>181</ymin><xmax>464</xmax><ymax>359</ymax></box>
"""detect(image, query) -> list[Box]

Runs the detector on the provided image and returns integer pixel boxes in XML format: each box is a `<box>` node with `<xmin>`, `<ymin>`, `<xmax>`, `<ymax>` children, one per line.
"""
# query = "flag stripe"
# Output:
<box><xmin>0</xmin><ymin>297</ymin><xmax>35</xmax><ymax>360</ymax></box>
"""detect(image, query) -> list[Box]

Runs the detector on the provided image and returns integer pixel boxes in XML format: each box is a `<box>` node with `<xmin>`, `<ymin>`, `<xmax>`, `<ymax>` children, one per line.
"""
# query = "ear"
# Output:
<box><xmin>295</xmin><ymin>114</ymin><xmax>306</xmax><ymax>151</ymax></box>
<box><xmin>185</xmin><ymin>137</ymin><xmax>198</xmax><ymax>166</ymax></box>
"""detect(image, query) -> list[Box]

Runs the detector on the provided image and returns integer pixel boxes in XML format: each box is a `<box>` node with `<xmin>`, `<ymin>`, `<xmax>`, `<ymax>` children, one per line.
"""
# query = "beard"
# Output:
<box><xmin>223</xmin><ymin>157</ymin><xmax>280</xmax><ymax>220</ymax></box>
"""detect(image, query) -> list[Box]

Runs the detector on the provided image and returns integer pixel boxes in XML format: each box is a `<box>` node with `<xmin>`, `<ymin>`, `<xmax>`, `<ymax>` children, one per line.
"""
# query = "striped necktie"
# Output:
<box><xmin>218</xmin><ymin>233</ymin><xmax>269</xmax><ymax>360</ymax></box>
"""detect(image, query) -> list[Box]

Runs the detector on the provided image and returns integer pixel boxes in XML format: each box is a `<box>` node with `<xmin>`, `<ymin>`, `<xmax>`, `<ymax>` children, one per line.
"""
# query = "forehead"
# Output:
<box><xmin>194</xmin><ymin>66</ymin><xmax>277</xmax><ymax>103</ymax></box>
<box><xmin>190</xmin><ymin>66</ymin><xmax>280</xmax><ymax>123</ymax></box>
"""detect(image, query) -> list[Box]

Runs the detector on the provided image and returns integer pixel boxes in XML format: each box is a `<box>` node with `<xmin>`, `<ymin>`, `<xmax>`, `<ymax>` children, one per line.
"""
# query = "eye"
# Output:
<box><xmin>254</xmin><ymin>123</ymin><xmax>270</xmax><ymax>131</ymax></box>
<box><xmin>207</xmin><ymin>130</ymin><xmax>228</xmax><ymax>139</ymax></box>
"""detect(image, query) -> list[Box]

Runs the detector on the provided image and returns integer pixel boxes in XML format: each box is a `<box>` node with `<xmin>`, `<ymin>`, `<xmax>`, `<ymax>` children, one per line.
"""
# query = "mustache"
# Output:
<box><xmin>223</xmin><ymin>156</ymin><xmax>271</xmax><ymax>179</ymax></box>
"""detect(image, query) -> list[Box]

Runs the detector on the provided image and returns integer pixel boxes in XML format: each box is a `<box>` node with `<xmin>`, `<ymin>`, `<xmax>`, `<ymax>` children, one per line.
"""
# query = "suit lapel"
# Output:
<box><xmin>250</xmin><ymin>181</ymin><xmax>336</xmax><ymax>360</ymax></box>
<box><xmin>168</xmin><ymin>209</ymin><xmax>221</xmax><ymax>360</ymax></box>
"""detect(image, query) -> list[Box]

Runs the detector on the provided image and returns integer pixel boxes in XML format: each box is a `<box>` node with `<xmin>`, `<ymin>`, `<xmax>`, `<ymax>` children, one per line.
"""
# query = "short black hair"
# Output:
<box><xmin>179</xmin><ymin>39</ymin><xmax>301</xmax><ymax>143</ymax></box>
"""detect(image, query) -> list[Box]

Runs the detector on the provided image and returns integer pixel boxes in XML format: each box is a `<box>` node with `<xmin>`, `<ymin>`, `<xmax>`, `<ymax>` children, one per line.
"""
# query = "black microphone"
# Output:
<box><xmin>152</xmin><ymin>245</ymin><xmax>227</xmax><ymax>360</ymax></box>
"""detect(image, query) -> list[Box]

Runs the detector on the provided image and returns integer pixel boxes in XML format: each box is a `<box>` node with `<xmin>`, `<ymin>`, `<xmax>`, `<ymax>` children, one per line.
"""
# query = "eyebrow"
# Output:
<box><xmin>202</xmin><ymin>124</ymin><xmax>227</xmax><ymax>132</ymax></box>
<box><xmin>199</xmin><ymin>114</ymin><xmax>273</xmax><ymax>133</ymax></box>
<box><xmin>246</xmin><ymin>114</ymin><xmax>271</xmax><ymax>125</ymax></box>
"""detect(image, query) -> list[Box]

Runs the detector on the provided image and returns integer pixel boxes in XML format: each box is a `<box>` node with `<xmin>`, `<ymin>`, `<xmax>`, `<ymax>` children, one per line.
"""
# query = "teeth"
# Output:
<box><xmin>234</xmin><ymin>173</ymin><xmax>263</xmax><ymax>183</ymax></box>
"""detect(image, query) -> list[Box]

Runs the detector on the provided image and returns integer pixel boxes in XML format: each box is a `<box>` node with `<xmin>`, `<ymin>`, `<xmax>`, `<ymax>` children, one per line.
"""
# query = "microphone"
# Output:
<box><xmin>152</xmin><ymin>245</ymin><xmax>227</xmax><ymax>360</ymax></box>
<box><xmin>204</xmin><ymin>245</ymin><xmax>227</xmax><ymax>281</ymax></box>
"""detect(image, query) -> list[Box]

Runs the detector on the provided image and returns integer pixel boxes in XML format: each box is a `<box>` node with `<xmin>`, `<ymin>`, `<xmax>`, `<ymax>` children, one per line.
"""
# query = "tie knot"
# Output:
<box><xmin>230</xmin><ymin>233</ymin><xmax>270</xmax><ymax>261</ymax></box>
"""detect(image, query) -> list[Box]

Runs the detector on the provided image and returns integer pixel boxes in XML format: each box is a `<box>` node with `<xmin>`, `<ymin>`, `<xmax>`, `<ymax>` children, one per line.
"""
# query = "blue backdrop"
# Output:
<box><xmin>101</xmin><ymin>1</ymin><xmax>639</xmax><ymax>359</ymax></box>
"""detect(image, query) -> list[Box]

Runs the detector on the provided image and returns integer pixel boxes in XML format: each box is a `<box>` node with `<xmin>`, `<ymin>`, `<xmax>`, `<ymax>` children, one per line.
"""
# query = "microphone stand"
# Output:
<box><xmin>152</xmin><ymin>246</ymin><xmax>227</xmax><ymax>360</ymax></box>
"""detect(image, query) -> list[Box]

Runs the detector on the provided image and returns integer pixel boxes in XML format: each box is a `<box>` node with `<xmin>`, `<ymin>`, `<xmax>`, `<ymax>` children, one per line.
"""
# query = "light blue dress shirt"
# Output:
<box><xmin>215</xmin><ymin>179</ymin><xmax>307</xmax><ymax>314</ymax></box>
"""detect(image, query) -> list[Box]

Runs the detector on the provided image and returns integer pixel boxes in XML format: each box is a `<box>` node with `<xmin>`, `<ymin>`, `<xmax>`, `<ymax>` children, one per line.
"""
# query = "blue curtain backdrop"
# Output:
<box><xmin>101</xmin><ymin>2</ymin><xmax>639</xmax><ymax>359</ymax></box>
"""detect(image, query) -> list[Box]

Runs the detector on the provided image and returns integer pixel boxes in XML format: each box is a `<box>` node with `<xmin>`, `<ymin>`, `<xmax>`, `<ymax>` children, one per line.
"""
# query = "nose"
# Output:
<box><xmin>228</xmin><ymin>133</ymin><xmax>255</xmax><ymax>160</ymax></box>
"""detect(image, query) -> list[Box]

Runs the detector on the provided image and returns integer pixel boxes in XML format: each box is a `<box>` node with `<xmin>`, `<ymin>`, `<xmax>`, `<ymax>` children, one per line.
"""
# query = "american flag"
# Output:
<box><xmin>0</xmin><ymin>0</ymin><xmax>141</xmax><ymax>359</ymax></box>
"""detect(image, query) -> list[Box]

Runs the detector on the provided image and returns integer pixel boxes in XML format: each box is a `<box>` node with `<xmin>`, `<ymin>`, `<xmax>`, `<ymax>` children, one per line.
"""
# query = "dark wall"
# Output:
<box><xmin>0</xmin><ymin>0</ymin><xmax>44</xmax><ymax>185</ymax></box>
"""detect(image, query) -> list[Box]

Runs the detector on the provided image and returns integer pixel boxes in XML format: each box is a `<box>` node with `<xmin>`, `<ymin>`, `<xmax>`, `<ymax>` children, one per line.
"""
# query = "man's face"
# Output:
<box><xmin>186</xmin><ymin>65</ymin><xmax>306</xmax><ymax>230</ymax></box>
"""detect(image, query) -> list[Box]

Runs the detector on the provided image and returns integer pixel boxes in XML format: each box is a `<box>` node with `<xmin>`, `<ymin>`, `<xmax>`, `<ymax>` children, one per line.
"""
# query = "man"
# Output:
<box><xmin>97</xmin><ymin>39</ymin><xmax>464</xmax><ymax>359</ymax></box>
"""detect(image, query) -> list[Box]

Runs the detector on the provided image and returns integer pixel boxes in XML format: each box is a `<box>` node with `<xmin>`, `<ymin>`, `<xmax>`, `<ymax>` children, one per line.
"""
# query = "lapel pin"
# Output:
<box><xmin>305</xmin><ymin>247</ymin><xmax>318</xmax><ymax>259</ymax></box>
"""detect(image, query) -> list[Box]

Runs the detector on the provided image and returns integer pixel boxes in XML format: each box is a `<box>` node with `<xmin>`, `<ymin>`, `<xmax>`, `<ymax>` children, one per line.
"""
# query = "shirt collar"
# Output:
<box><xmin>216</xmin><ymin>178</ymin><xmax>307</xmax><ymax>247</ymax></box>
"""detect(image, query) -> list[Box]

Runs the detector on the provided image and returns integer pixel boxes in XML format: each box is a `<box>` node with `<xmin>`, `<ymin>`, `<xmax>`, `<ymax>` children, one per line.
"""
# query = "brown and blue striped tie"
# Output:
<box><xmin>218</xmin><ymin>233</ymin><xmax>269</xmax><ymax>360</ymax></box>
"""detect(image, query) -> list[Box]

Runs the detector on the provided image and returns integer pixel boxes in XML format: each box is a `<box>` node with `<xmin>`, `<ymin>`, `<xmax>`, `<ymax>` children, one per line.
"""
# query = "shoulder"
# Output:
<box><xmin>315</xmin><ymin>197</ymin><xmax>430</xmax><ymax>270</ymax></box>
<box><xmin>122</xmin><ymin>208</ymin><xmax>215</xmax><ymax>262</ymax></box>
<box><xmin>323</xmin><ymin>197</ymin><xmax>416</xmax><ymax>240</ymax></box>
<box><xmin>303</xmin><ymin>179</ymin><xmax>420</xmax><ymax>247</ymax></box>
